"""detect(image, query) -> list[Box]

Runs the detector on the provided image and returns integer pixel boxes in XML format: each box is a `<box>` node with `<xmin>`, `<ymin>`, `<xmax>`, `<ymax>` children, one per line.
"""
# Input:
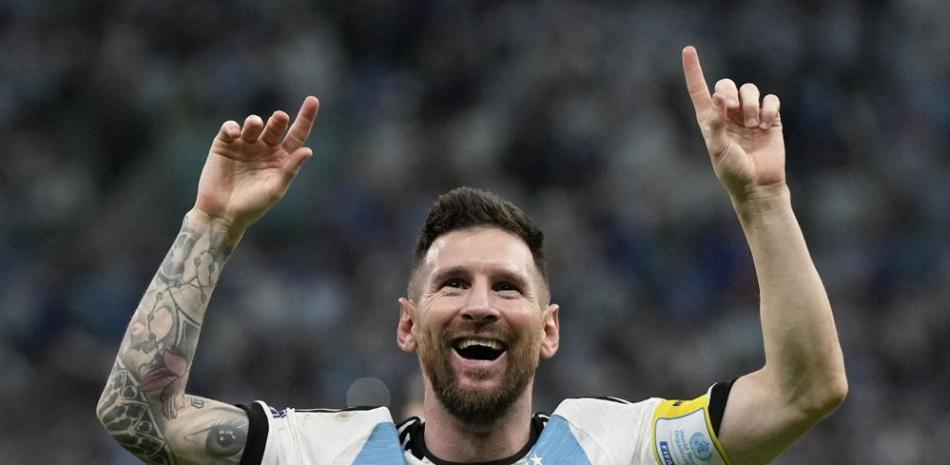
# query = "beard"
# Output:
<box><xmin>417</xmin><ymin>323</ymin><xmax>540</xmax><ymax>428</ymax></box>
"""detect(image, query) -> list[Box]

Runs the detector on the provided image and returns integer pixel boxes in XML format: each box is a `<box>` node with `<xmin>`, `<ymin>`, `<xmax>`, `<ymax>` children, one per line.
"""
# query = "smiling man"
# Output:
<box><xmin>396</xmin><ymin>193</ymin><xmax>560</xmax><ymax>462</ymax></box>
<box><xmin>98</xmin><ymin>47</ymin><xmax>847</xmax><ymax>465</ymax></box>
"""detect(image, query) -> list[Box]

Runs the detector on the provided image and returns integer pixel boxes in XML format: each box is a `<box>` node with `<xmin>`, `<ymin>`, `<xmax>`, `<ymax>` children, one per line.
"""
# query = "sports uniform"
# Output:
<box><xmin>237</xmin><ymin>382</ymin><xmax>735</xmax><ymax>465</ymax></box>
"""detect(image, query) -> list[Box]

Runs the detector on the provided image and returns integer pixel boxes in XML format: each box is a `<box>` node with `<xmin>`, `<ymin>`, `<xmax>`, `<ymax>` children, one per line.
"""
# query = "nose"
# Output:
<box><xmin>461</xmin><ymin>279</ymin><xmax>499</xmax><ymax>323</ymax></box>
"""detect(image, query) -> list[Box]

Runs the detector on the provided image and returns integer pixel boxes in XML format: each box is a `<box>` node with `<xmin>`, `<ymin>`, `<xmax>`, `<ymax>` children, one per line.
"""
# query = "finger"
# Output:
<box><xmin>682</xmin><ymin>46</ymin><xmax>712</xmax><ymax>115</ymax></box>
<box><xmin>283</xmin><ymin>96</ymin><xmax>320</xmax><ymax>153</ymax></box>
<box><xmin>285</xmin><ymin>147</ymin><xmax>313</xmax><ymax>177</ymax></box>
<box><xmin>708</xmin><ymin>93</ymin><xmax>731</xmax><ymax>131</ymax></box>
<box><xmin>705</xmin><ymin>94</ymin><xmax>730</xmax><ymax>157</ymax></box>
<box><xmin>739</xmin><ymin>83</ymin><xmax>761</xmax><ymax>128</ymax></box>
<box><xmin>217</xmin><ymin>120</ymin><xmax>241</xmax><ymax>143</ymax></box>
<box><xmin>241</xmin><ymin>115</ymin><xmax>264</xmax><ymax>143</ymax></box>
<box><xmin>714</xmin><ymin>78</ymin><xmax>739</xmax><ymax>109</ymax></box>
<box><xmin>260</xmin><ymin>111</ymin><xmax>289</xmax><ymax>146</ymax></box>
<box><xmin>760</xmin><ymin>94</ymin><xmax>781</xmax><ymax>129</ymax></box>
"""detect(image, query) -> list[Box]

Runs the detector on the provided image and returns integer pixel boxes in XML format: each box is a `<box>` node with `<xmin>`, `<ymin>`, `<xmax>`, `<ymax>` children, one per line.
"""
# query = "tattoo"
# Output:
<box><xmin>206</xmin><ymin>423</ymin><xmax>247</xmax><ymax>457</ymax></box>
<box><xmin>157</xmin><ymin>218</ymin><xmax>232</xmax><ymax>304</ymax></box>
<box><xmin>183</xmin><ymin>419</ymin><xmax>248</xmax><ymax>457</ymax></box>
<box><xmin>100</xmin><ymin>213</ymin><xmax>237</xmax><ymax>465</ymax></box>
<box><xmin>121</xmin><ymin>215</ymin><xmax>233</xmax><ymax>419</ymax></box>
<box><xmin>139</xmin><ymin>347</ymin><xmax>189</xmax><ymax>418</ymax></box>
<box><xmin>98</xmin><ymin>364</ymin><xmax>178</xmax><ymax>465</ymax></box>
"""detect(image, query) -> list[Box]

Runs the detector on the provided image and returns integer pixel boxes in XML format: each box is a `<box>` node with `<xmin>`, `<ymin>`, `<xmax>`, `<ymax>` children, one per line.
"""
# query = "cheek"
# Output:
<box><xmin>419</xmin><ymin>296</ymin><xmax>465</xmax><ymax>324</ymax></box>
<box><xmin>505</xmin><ymin>302</ymin><xmax>543</xmax><ymax>325</ymax></box>
<box><xmin>414</xmin><ymin>310</ymin><xmax>449</xmax><ymax>343</ymax></box>
<box><xmin>505</xmin><ymin>315</ymin><xmax>545</xmax><ymax>347</ymax></box>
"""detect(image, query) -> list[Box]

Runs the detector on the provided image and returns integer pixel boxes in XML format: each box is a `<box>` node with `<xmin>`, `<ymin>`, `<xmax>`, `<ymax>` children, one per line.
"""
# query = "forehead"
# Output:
<box><xmin>423</xmin><ymin>227</ymin><xmax>537</xmax><ymax>278</ymax></box>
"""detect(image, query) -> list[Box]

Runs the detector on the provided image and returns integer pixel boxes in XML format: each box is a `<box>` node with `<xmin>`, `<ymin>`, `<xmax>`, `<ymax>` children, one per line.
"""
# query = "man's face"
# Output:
<box><xmin>397</xmin><ymin>227</ymin><xmax>559</xmax><ymax>426</ymax></box>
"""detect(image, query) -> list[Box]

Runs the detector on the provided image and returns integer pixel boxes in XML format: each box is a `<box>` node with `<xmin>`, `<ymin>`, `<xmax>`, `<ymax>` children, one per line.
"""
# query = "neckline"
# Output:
<box><xmin>403</xmin><ymin>415</ymin><xmax>547</xmax><ymax>465</ymax></box>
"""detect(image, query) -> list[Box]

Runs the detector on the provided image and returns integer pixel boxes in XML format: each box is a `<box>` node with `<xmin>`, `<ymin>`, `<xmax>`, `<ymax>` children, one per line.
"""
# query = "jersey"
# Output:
<box><xmin>236</xmin><ymin>382</ymin><xmax>735</xmax><ymax>465</ymax></box>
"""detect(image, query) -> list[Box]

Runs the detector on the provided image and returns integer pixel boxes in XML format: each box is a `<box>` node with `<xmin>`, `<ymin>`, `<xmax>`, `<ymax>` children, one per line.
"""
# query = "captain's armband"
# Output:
<box><xmin>651</xmin><ymin>393</ymin><xmax>735</xmax><ymax>465</ymax></box>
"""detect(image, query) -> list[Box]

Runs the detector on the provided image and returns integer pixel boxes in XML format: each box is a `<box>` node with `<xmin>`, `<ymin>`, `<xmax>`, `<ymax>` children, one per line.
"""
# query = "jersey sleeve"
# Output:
<box><xmin>549</xmin><ymin>396</ymin><xmax>663</xmax><ymax>464</ymax></box>
<box><xmin>651</xmin><ymin>383</ymin><xmax>736</xmax><ymax>465</ymax></box>
<box><xmin>550</xmin><ymin>382</ymin><xmax>735</xmax><ymax>465</ymax></box>
<box><xmin>236</xmin><ymin>401</ymin><xmax>403</xmax><ymax>465</ymax></box>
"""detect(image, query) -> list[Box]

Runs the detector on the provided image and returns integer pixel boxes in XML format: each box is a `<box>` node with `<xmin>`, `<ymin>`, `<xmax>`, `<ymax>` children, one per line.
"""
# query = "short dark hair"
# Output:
<box><xmin>409</xmin><ymin>187</ymin><xmax>547</xmax><ymax>297</ymax></box>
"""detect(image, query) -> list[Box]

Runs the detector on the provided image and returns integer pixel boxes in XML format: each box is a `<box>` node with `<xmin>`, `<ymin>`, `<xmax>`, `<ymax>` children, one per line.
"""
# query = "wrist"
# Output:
<box><xmin>730</xmin><ymin>182</ymin><xmax>793</xmax><ymax>221</ymax></box>
<box><xmin>186</xmin><ymin>208</ymin><xmax>247</xmax><ymax>246</ymax></box>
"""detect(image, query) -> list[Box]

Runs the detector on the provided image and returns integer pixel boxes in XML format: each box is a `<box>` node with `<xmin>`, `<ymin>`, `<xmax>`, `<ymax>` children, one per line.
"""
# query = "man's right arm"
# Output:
<box><xmin>97</xmin><ymin>96</ymin><xmax>320</xmax><ymax>465</ymax></box>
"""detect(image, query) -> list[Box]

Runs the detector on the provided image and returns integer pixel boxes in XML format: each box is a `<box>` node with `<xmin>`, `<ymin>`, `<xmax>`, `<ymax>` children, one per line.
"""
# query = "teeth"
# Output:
<box><xmin>456</xmin><ymin>338</ymin><xmax>504</xmax><ymax>351</ymax></box>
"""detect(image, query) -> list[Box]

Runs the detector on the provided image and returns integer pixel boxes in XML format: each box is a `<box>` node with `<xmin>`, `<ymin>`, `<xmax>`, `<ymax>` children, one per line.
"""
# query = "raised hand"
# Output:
<box><xmin>194</xmin><ymin>96</ymin><xmax>320</xmax><ymax>231</ymax></box>
<box><xmin>682</xmin><ymin>47</ymin><xmax>785</xmax><ymax>202</ymax></box>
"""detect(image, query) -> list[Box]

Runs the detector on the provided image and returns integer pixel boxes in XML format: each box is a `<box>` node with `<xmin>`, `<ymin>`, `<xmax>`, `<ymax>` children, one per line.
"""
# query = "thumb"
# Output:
<box><xmin>286</xmin><ymin>147</ymin><xmax>313</xmax><ymax>177</ymax></box>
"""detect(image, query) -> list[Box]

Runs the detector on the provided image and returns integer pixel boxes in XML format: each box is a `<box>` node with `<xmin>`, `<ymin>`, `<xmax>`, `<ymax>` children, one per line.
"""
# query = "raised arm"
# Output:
<box><xmin>681</xmin><ymin>47</ymin><xmax>847</xmax><ymax>465</ymax></box>
<box><xmin>97</xmin><ymin>97</ymin><xmax>319</xmax><ymax>465</ymax></box>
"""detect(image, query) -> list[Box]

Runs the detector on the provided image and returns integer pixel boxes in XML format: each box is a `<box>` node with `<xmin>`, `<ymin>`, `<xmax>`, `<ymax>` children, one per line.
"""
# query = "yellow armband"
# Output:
<box><xmin>651</xmin><ymin>394</ymin><xmax>734</xmax><ymax>465</ymax></box>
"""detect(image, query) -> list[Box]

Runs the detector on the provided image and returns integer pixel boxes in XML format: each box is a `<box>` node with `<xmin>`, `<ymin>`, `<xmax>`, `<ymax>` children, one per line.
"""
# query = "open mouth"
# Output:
<box><xmin>452</xmin><ymin>338</ymin><xmax>507</xmax><ymax>361</ymax></box>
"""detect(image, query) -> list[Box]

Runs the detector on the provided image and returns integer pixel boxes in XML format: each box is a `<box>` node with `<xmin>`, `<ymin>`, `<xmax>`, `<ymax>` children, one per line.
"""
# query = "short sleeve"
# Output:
<box><xmin>236</xmin><ymin>401</ymin><xmax>402</xmax><ymax>465</ymax></box>
<box><xmin>549</xmin><ymin>396</ymin><xmax>664</xmax><ymax>464</ymax></box>
<box><xmin>651</xmin><ymin>383</ymin><xmax>736</xmax><ymax>465</ymax></box>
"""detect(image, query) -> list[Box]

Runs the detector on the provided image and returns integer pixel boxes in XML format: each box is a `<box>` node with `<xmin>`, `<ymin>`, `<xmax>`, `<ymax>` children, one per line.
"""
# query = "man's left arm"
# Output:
<box><xmin>681</xmin><ymin>46</ymin><xmax>847</xmax><ymax>465</ymax></box>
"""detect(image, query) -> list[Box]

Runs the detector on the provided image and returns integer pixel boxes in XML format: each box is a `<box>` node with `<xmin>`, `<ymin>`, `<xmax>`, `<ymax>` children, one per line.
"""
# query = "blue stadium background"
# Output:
<box><xmin>1</xmin><ymin>1</ymin><xmax>948</xmax><ymax>463</ymax></box>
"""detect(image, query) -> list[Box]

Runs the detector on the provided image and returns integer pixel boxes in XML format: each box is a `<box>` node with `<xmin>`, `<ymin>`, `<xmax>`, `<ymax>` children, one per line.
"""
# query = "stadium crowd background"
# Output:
<box><xmin>1</xmin><ymin>1</ymin><xmax>948</xmax><ymax>463</ymax></box>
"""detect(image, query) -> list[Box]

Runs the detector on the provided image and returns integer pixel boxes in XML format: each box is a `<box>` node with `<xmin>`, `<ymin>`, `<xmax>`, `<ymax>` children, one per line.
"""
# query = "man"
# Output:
<box><xmin>97</xmin><ymin>47</ymin><xmax>846</xmax><ymax>465</ymax></box>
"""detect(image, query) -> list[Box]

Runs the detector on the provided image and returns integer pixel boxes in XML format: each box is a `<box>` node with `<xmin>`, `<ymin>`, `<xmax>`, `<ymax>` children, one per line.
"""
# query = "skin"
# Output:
<box><xmin>99</xmin><ymin>46</ymin><xmax>846</xmax><ymax>465</ymax></box>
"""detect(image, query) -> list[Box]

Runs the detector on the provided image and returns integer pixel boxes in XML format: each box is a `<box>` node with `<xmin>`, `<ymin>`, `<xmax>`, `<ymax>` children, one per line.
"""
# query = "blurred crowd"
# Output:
<box><xmin>1</xmin><ymin>0</ymin><xmax>948</xmax><ymax>463</ymax></box>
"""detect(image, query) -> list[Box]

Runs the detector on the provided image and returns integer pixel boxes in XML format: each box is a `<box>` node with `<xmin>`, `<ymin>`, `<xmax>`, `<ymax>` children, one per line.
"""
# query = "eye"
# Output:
<box><xmin>494</xmin><ymin>282</ymin><xmax>521</xmax><ymax>294</ymax></box>
<box><xmin>441</xmin><ymin>279</ymin><xmax>468</xmax><ymax>290</ymax></box>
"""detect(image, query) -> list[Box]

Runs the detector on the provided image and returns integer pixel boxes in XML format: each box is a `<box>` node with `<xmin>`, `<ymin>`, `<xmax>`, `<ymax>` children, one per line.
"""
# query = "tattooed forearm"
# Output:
<box><xmin>119</xmin><ymin>213</ymin><xmax>234</xmax><ymax>418</ymax></box>
<box><xmin>99</xmin><ymin>211</ymin><xmax>242</xmax><ymax>465</ymax></box>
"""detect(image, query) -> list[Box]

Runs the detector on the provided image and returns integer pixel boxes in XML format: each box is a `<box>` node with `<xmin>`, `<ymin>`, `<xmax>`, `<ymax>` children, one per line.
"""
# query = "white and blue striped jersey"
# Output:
<box><xmin>237</xmin><ymin>383</ymin><xmax>735</xmax><ymax>465</ymax></box>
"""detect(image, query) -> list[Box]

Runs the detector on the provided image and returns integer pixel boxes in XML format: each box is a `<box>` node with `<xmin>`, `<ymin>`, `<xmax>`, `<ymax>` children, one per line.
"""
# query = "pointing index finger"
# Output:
<box><xmin>283</xmin><ymin>96</ymin><xmax>320</xmax><ymax>153</ymax></box>
<box><xmin>682</xmin><ymin>46</ymin><xmax>712</xmax><ymax>114</ymax></box>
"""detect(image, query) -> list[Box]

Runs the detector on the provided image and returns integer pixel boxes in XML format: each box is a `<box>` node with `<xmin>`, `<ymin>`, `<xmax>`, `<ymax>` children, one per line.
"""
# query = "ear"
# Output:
<box><xmin>397</xmin><ymin>297</ymin><xmax>417</xmax><ymax>353</ymax></box>
<box><xmin>539</xmin><ymin>303</ymin><xmax>559</xmax><ymax>359</ymax></box>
